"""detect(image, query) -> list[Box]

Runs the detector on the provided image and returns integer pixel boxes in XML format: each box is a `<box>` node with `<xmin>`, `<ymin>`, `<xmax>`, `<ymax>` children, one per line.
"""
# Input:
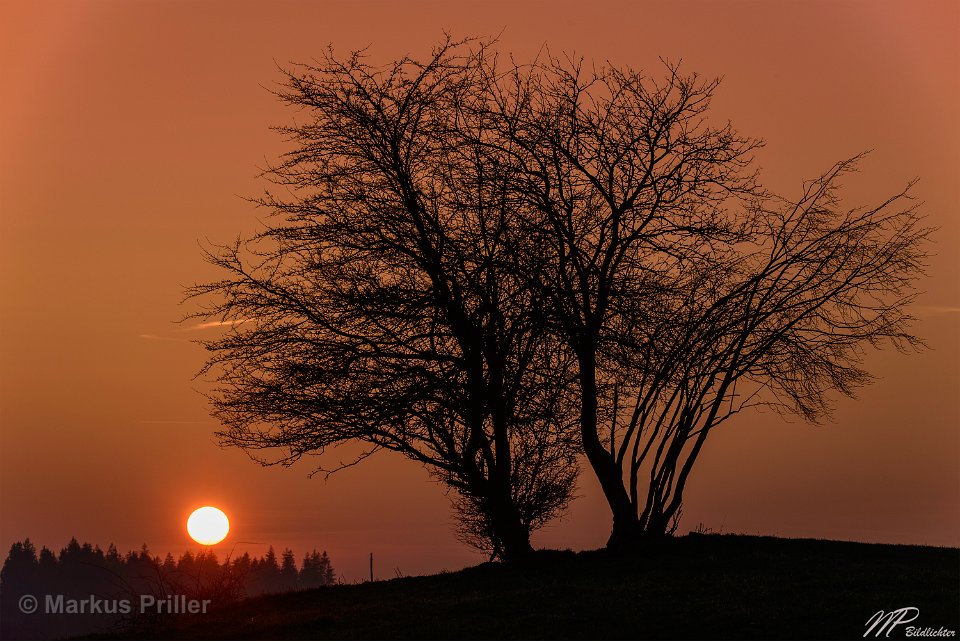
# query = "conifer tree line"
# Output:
<box><xmin>2</xmin><ymin>538</ymin><xmax>335</xmax><ymax>597</ymax></box>
<box><xmin>1</xmin><ymin>538</ymin><xmax>336</xmax><ymax>639</ymax></box>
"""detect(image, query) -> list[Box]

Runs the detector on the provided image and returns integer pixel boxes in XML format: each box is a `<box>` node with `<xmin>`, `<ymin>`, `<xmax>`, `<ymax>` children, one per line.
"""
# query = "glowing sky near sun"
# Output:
<box><xmin>0</xmin><ymin>0</ymin><xmax>957</xmax><ymax>580</ymax></box>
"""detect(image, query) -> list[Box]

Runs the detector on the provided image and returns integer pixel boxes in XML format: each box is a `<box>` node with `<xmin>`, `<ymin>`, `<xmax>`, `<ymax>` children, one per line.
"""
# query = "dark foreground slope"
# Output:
<box><xmin>92</xmin><ymin>534</ymin><xmax>957</xmax><ymax>640</ymax></box>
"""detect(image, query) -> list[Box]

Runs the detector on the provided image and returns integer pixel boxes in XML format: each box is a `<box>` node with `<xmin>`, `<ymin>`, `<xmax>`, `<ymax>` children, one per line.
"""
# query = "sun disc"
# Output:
<box><xmin>187</xmin><ymin>506</ymin><xmax>230</xmax><ymax>545</ymax></box>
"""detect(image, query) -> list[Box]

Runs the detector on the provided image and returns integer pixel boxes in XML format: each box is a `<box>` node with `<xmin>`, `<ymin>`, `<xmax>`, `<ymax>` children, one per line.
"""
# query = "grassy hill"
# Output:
<box><xmin>93</xmin><ymin>534</ymin><xmax>958</xmax><ymax>640</ymax></box>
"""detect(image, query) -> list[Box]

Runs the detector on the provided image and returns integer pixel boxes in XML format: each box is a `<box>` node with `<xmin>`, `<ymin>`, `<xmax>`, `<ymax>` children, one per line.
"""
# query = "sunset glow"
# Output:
<box><xmin>0</xmin><ymin>0</ymin><xmax>956</xmax><ymax>584</ymax></box>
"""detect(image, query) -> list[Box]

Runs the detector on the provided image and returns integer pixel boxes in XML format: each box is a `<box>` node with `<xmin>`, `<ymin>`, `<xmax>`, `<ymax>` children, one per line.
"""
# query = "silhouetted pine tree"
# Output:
<box><xmin>250</xmin><ymin>546</ymin><xmax>282</xmax><ymax>595</ymax></box>
<box><xmin>300</xmin><ymin>550</ymin><xmax>336</xmax><ymax>588</ymax></box>
<box><xmin>279</xmin><ymin>549</ymin><xmax>298</xmax><ymax>591</ymax></box>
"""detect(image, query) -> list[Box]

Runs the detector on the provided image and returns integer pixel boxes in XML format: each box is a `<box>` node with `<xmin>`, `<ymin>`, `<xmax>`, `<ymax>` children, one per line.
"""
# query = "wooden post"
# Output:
<box><xmin>369</xmin><ymin>552</ymin><xmax>373</xmax><ymax>582</ymax></box>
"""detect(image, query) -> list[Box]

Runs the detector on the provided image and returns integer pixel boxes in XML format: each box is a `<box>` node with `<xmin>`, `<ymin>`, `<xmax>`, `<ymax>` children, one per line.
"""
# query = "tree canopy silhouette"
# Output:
<box><xmin>191</xmin><ymin>36</ymin><xmax>929</xmax><ymax>554</ymax></box>
<box><xmin>473</xmin><ymin>54</ymin><xmax>930</xmax><ymax>546</ymax></box>
<box><xmin>189</xmin><ymin>38</ymin><xmax>579</xmax><ymax>561</ymax></box>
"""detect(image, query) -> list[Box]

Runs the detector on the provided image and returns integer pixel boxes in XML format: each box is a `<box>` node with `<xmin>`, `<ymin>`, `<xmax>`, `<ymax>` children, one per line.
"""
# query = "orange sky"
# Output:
<box><xmin>1</xmin><ymin>0</ymin><xmax>957</xmax><ymax>581</ymax></box>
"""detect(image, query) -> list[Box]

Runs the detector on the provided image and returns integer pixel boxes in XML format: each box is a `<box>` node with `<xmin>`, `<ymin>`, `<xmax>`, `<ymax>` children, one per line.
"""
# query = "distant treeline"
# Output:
<box><xmin>0</xmin><ymin>538</ymin><xmax>336</xmax><ymax>640</ymax></box>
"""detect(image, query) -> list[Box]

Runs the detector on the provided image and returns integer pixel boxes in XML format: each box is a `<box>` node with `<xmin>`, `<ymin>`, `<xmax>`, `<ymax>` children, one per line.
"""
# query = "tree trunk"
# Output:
<box><xmin>498</xmin><ymin>518</ymin><xmax>534</xmax><ymax>562</ymax></box>
<box><xmin>487</xmin><ymin>492</ymin><xmax>534</xmax><ymax>562</ymax></box>
<box><xmin>576</xmin><ymin>348</ymin><xmax>640</xmax><ymax>550</ymax></box>
<box><xmin>643</xmin><ymin>508</ymin><xmax>673</xmax><ymax>539</ymax></box>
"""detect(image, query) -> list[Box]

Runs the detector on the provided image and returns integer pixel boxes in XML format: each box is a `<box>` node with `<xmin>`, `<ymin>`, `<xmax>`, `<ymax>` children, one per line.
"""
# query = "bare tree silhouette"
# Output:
<box><xmin>190</xmin><ymin>36</ymin><xmax>929</xmax><ymax>555</ymax></box>
<box><xmin>188</xmin><ymin>38</ymin><xmax>579</xmax><ymax>561</ymax></box>
<box><xmin>477</xmin><ymin>55</ymin><xmax>930</xmax><ymax>546</ymax></box>
<box><xmin>597</xmin><ymin>157</ymin><xmax>929</xmax><ymax>541</ymax></box>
